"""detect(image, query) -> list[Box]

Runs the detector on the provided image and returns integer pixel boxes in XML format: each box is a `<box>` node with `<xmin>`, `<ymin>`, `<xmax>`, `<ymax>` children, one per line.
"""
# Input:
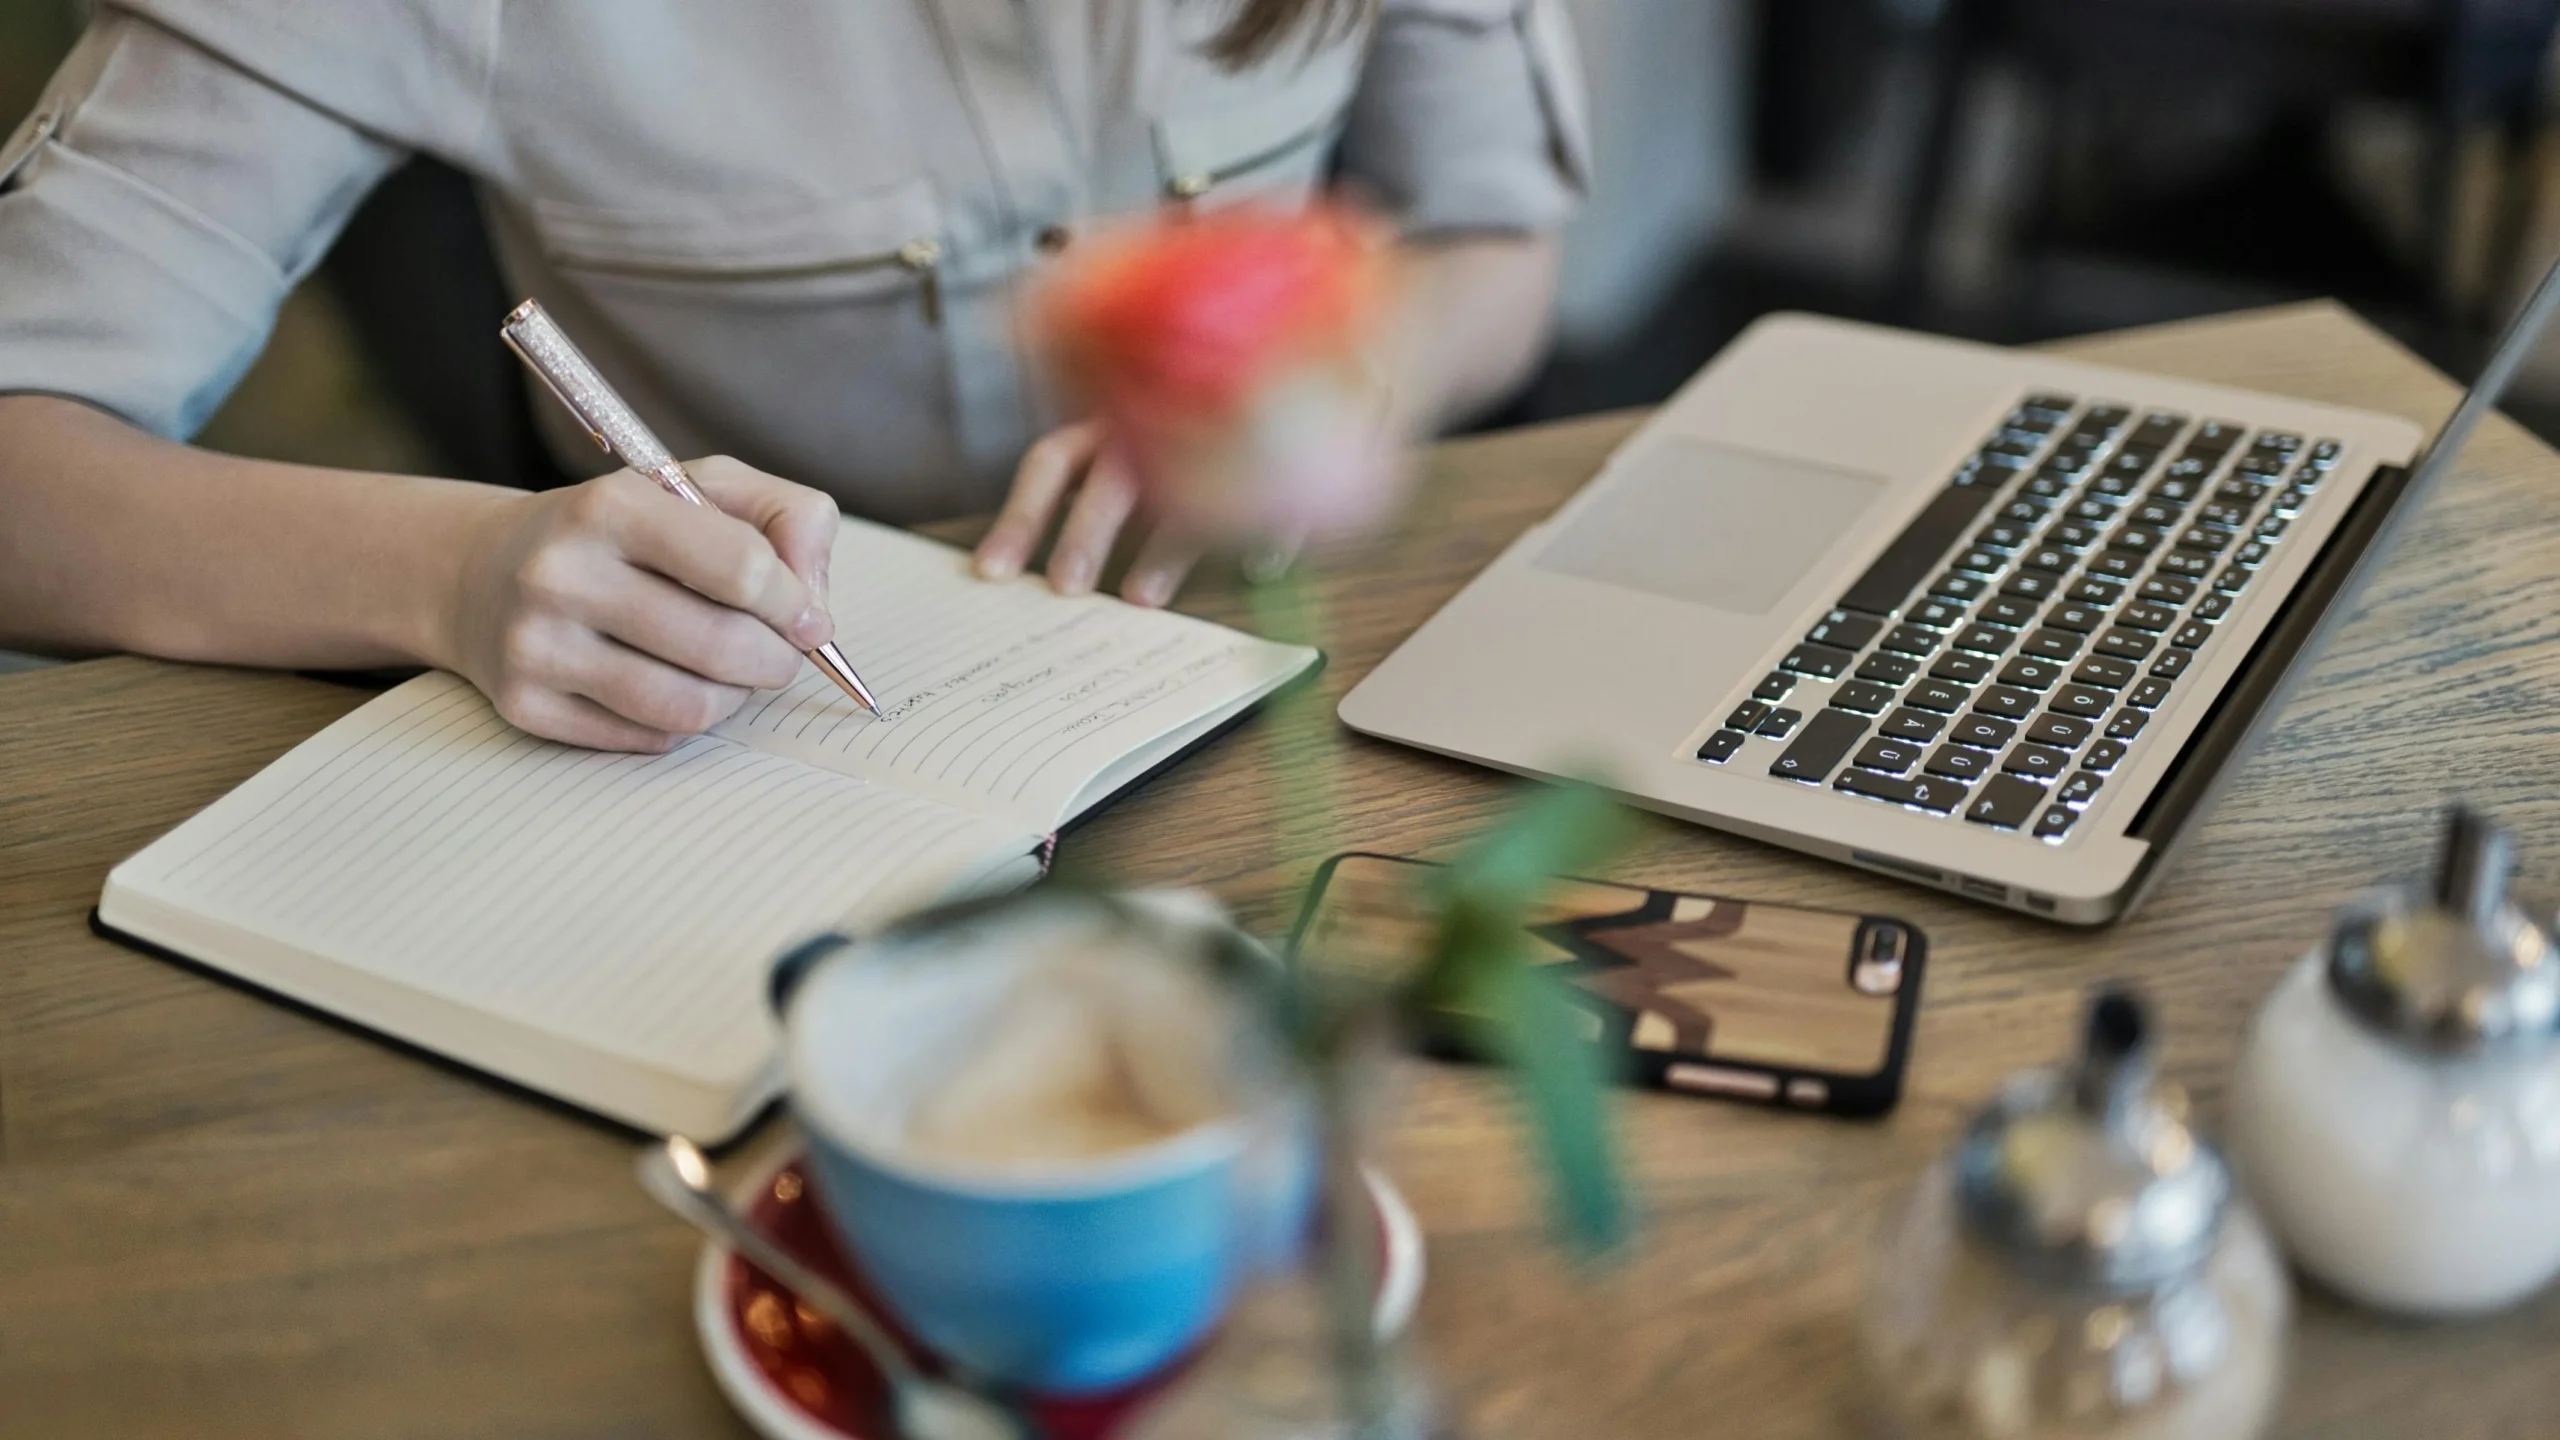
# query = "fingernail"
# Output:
<box><xmin>976</xmin><ymin>550</ymin><xmax>1019</xmax><ymax>581</ymax></box>
<box><xmin>791</xmin><ymin>602</ymin><xmax>831</xmax><ymax>646</ymax></box>
<box><xmin>1052</xmin><ymin>557</ymin><xmax>1094</xmax><ymax>595</ymax></box>
<box><xmin>1129</xmin><ymin>570</ymin><xmax>1174</xmax><ymax>607</ymax></box>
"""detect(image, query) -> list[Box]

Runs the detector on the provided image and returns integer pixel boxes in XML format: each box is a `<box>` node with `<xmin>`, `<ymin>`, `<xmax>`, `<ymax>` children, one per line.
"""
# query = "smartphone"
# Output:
<box><xmin>1288</xmin><ymin>852</ymin><xmax>1926</xmax><ymax>1116</ymax></box>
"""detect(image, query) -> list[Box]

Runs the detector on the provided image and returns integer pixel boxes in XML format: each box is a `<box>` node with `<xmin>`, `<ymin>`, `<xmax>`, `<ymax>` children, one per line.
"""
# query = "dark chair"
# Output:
<box><xmin>1889</xmin><ymin>0</ymin><xmax>2560</xmax><ymax>336</ymax></box>
<box><xmin>321</xmin><ymin>156</ymin><xmax>571</xmax><ymax>491</ymax></box>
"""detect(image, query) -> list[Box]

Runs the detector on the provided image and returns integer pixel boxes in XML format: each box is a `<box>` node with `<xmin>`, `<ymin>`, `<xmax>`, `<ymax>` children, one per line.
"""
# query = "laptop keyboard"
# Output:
<box><xmin>1693</xmin><ymin>393</ymin><xmax>2345</xmax><ymax>842</ymax></box>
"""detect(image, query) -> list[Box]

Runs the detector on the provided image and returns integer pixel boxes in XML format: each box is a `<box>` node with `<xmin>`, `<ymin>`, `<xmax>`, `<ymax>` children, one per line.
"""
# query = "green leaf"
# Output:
<box><xmin>1415</xmin><ymin>778</ymin><xmax>1635</xmax><ymax>1254</ymax></box>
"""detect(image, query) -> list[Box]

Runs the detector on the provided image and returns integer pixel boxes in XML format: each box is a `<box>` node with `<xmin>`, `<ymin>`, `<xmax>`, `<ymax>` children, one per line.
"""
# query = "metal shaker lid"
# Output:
<box><xmin>1957</xmin><ymin>990</ymin><xmax>2230</xmax><ymax>1293</ymax></box>
<box><xmin>2327</xmin><ymin>806</ymin><xmax>2560</xmax><ymax>1055</ymax></box>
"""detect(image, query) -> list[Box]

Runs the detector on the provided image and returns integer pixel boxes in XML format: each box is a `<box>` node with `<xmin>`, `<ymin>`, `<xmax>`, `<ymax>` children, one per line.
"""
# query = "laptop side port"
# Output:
<box><xmin>2022</xmin><ymin>892</ymin><xmax>2058</xmax><ymax>913</ymax></box>
<box><xmin>1852</xmin><ymin>850</ymin><xmax>1942</xmax><ymax>883</ymax></box>
<box><xmin>1958</xmin><ymin>875</ymin><xmax>2007</xmax><ymax>902</ymax></box>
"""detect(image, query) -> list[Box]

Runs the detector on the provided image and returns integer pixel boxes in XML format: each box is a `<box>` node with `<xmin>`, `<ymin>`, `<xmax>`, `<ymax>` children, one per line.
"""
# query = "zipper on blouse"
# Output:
<box><xmin>1165</xmin><ymin>118</ymin><xmax>1336</xmax><ymax>210</ymax></box>
<box><xmin>560</xmin><ymin>236</ymin><xmax>946</xmax><ymax>326</ymax></box>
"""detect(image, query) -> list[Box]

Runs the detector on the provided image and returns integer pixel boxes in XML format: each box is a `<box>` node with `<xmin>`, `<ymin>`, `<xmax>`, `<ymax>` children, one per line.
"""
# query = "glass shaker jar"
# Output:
<box><xmin>1864</xmin><ymin>990</ymin><xmax>2290</xmax><ymax>1440</ymax></box>
<box><xmin>2228</xmin><ymin>806</ymin><xmax>2560</xmax><ymax>1315</ymax></box>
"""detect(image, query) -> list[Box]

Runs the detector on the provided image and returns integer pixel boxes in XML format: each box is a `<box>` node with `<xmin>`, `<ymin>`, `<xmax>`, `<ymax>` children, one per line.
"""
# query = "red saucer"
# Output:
<box><xmin>693</xmin><ymin>1147</ymin><xmax>1424</xmax><ymax>1440</ymax></box>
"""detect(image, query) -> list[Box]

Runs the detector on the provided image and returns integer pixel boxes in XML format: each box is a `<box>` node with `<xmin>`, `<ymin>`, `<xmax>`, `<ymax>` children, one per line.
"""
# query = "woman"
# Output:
<box><xmin>0</xmin><ymin>0</ymin><xmax>1587</xmax><ymax>750</ymax></box>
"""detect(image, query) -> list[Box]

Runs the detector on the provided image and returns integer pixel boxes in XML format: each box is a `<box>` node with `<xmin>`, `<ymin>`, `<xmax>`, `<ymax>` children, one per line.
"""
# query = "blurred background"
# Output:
<box><xmin>4</xmin><ymin>0</ymin><xmax>2559</xmax><ymax>480</ymax></box>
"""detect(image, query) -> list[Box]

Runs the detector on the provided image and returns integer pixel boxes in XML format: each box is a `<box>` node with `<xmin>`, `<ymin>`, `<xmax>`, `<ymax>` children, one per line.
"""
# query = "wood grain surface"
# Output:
<box><xmin>5</xmin><ymin>302</ymin><xmax>2558</xmax><ymax>1438</ymax></box>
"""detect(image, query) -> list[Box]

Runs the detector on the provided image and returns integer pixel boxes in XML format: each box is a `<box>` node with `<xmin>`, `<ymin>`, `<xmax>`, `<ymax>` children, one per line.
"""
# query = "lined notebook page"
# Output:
<box><xmin>715</xmin><ymin>520</ymin><xmax>1316</xmax><ymax>830</ymax></box>
<box><xmin>111</xmin><ymin>672</ymin><xmax>1034</xmax><ymax>1093</ymax></box>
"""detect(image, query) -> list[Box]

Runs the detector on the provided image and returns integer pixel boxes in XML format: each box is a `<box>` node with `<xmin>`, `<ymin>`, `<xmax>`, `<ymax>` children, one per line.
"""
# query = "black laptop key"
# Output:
<box><xmin>2308</xmin><ymin>438</ymin><xmax>2342</xmax><ymax>465</ymax></box>
<box><xmin>2234</xmin><ymin>541</ymin><xmax>2271</xmax><ymax>568</ymax></box>
<box><xmin>2104</xmin><ymin>708</ymin><xmax>2149</xmax><ymax>741</ymax></box>
<box><xmin>1910</xmin><ymin>597</ymin><xmax>1970</xmax><ymax>629</ymax></box>
<box><xmin>1880</xmin><ymin>706</ymin><xmax>1947</xmax><ymax>743</ymax></box>
<box><xmin>2155</xmin><ymin>551</ymin><xmax>2211</xmax><ymax>580</ymax></box>
<box><xmin>2215</xmin><ymin>479</ymin><xmax>2268</xmax><ymax>506</ymax></box>
<box><xmin>2082</xmin><ymin>739</ymin><xmax>2128</xmax><ymax>772</ymax></box>
<box><xmin>1769</xmin><ymin>708</ymin><xmax>1866</xmax><ymax>783</ymax></box>
<box><xmin>1926</xmin><ymin>744</ymin><xmax>1993</xmax><ymax>781</ymax></box>
<box><xmin>2137</xmin><ymin>574</ymin><xmax>2197</xmax><ymax>605</ymax></box>
<box><xmin>1965</xmin><ymin>773</ymin><xmax>2048</xmax><ymax>829</ymax></box>
<box><xmin>1835</xmin><ymin>767</ymin><xmax>1966</xmax><ymax>814</ymax></box>
<box><xmin>2019</xmin><ymin>628</ymin><xmax>2083</xmax><ymax>662</ymax></box>
<box><xmin>2108</xmin><ymin>527</ymin><xmax>2163</xmax><ymax>554</ymax></box>
<box><xmin>2273</xmin><ymin>486</ymin><xmax>2312</xmax><ymax>515</ymax></box>
<box><xmin>1972</xmin><ymin>687</ymin><xmax>2038</xmax><ymax>723</ymax></box>
<box><xmin>2129</xmin><ymin>678</ymin><xmax>2174</xmax><ymax>709</ymax></box>
<box><xmin>2169</xmin><ymin>622</ymin><xmax>2211</xmax><ymax>651</ymax></box>
<box><xmin>1976</xmin><ymin>597</ymin><xmax>2037</xmax><ymax>629</ymax></box>
<box><xmin>2104</xmin><ymin>450</ymin><xmax>2157</xmax><ymax>481</ymax></box>
<box><xmin>1976</xmin><ymin>521</ymin><xmax>2034</xmax><ymax>550</ymax></box>
<box><xmin>2058</xmin><ymin>772</ymin><xmax>2104</xmax><ymax>806</ymax></box>
<box><xmin>1697</xmin><ymin>729</ymin><xmax>1748</xmax><ymax>764</ymax></box>
<box><xmin>1781</xmin><ymin>643</ymin><xmax>1856</xmax><ymax>679</ymax></box>
<box><xmin>2084</xmin><ymin>403</ymin><xmax>2132</xmax><ymax>430</ymax></box>
<box><xmin>1999</xmin><ymin>571</ymin><xmax>2059</xmax><ymax>601</ymax></box>
<box><xmin>2192</xmin><ymin>593</ymin><xmax>2232</xmax><ymax>621</ymax></box>
<box><xmin>2255</xmin><ymin>515</ymin><xmax>2288</xmax><ymax>540</ymax></box>
<box><xmin>1953</xmin><ymin>623</ymin><xmax>2017</xmax><ymax>655</ymax></box>
<box><xmin>2136</xmin><ymin>410</ymin><xmax>2188</xmax><ymax>443</ymax></box>
<box><xmin>1954</xmin><ymin>547</ymin><xmax>2006</xmax><ymax>575</ymax></box>
<box><xmin>2215</xmin><ymin>566</ymin><xmax>2252</xmax><ymax>594</ymax></box>
<box><xmin>2049</xmin><ymin>684</ymin><xmax>2113</xmax><ymax>718</ymax></box>
<box><xmin>2235</xmin><ymin>451</ymin><xmax>2288</xmax><ymax>475</ymax></box>
<box><xmin>2117</xmin><ymin>602</ymin><xmax>2178</xmax><ymax>632</ymax></box>
<box><xmin>2176</xmin><ymin>527</ymin><xmax>2233</xmax><ymax>554</ymax></box>
<box><xmin>1756</xmin><ymin>707</ymin><xmax>1803</xmax><ymax>739</ymax></box>
<box><xmin>2026</xmin><ymin>713</ymin><xmax>2092</xmax><ymax>749</ymax></box>
<box><xmin>1859</xmin><ymin>652</ymin><xmax>1920</xmax><ymax>686</ymax></box>
<box><xmin>2053</xmin><ymin>520</ymin><xmax>2106</xmax><ymax>549</ymax></box>
<box><xmin>1726</xmin><ymin>700</ymin><xmax>1771</xmax><ymax>731</ymax></box>
<box><xmin>2093</xmin><ymin>628</ymin><xmax>2156</xmax><ymax>661</ymax></box>
<box><xmin>2153</xmin><ymin>475</ymin><xmax>2204</xmax><ymax>502</ymax></box>
<box><xmin>1805</xmin><ymin>612</ymin><xmax>1883</xmax><ymax>651</ymax></box>
<box><xmin>2003</xmin><ymin>743</ymin><xmax>2071</xmax><ymax>781</ymax></box>
<box><xmin>2044</xmin><ymin>602</ymin><xmax>2104</xmax><ymax>633</ymax></box>
<box><xmin>2022</xmin><ymin>473</ymin><xmax>2072</xmax><ymax>500</ymax></box>
<box><xmin>1906</xmin><ymin>679</ymin><xmax>1972</xmax><ymax>713</ymax></box>
<box><xmin>2189</xmin><ymin>419</ymin><xmax>2246</xmax><ymax>452</ymax></box>
<box><xmin>2090</xmin><ymin>472</ymin><xmax>2143</xmax><ymax>499</ymax></box>
<box><xmin>2200</xmin><ymin>502</ymin><xmax>2252</xmax><ymax>529</ymax></box>
<box><xmin>1880</xmin><ymin>624</ymin><xmax>1941</xmax><ymax>657</ymax></box>
<box><xmin>2150</xmin><ymin>650</ymin><xmax>2192</xmax><ymax>679</ymax></box>
<box><xmin>1754</xmin><ymin>672</ymin><xmax>1796</xmax><ymax>703</ymax></box>
<box><xmin>2065</xmin><ymin>498</ymin><xmax>2115</xmax><ymax>525</ymax></box>
<box><xmin>2131</xmin><ymin>501</ymin><xmax>2184</xmax><ymax>528</ymax></box>
<box><xmin>2022</xmin><ymin>391</ymin><xmax>2078</xmax><ymax>415</ymax></box>
<box><xmin>2000</xmin><ymin>499</ymin><xmax>2050</xmax><ymax>525</ymax></box>
<box><xmin>1834</xmin><ymin>483</ymin><xmax>2003</xmax><ymax>616</ymax></box>
<box><xmin>1998</xmin><ymin>656</ymin><xmax>2065</xmax><ymax>690</ymax></box>
<box><xmin>1853</xmin><ymin>736</ymin><xmax>1925</xmax><ymax>775</ymax></box>
<box><xmin>1930</xmin><ymin>651</ymin><xmax>1995</xmax><ymax>685</ymax></box>
<box><xmin>1931</xmin><ymin>571</ymin><xmax>1989</xmax><ymax>602</ymax></box>
<box><xmin>1986</xmin><ymin>432</ymin><xmax>2042</xmax><ymax>459</ymax></box>
<box><xmin>2073</xmin><ymin>656</ymin><xmax>2137</xmax><ymax>689</ymax></box>
<box><xmin>2068</xmin><ymin>577</ymin><xmax>2126</xmax><ymax>607</ymax></box>
<box><xmin>2086</xmin><ymin>552</ymin><xmax>2143</xmax><ymax>580</ymax></box>
<box><xmin>1829</xmin><ymin>680</ymin><xmax>1897</xmax><ymax>715</ymax></box>
<box><xmin>2019</xmin><ymin>546</ymin><xmax>2072</xmax><ymax>574</ymax></box>
<box><xmin>2034</xmin><ymin>805</ymin><xmax>2079</xmax><ymax>840</ymax></box>
<box><xmin>1949</xmin><ymin>711</ymin><xmax>2020</xmax><ymax>749</ymax></box>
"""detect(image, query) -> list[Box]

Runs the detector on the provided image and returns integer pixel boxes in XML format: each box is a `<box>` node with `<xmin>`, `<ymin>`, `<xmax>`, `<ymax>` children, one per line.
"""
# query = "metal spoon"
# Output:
<box><xmin>637</xmin><ymin>1136</ymin><xmax>1028</xmax><ymax>1440</ymax></box>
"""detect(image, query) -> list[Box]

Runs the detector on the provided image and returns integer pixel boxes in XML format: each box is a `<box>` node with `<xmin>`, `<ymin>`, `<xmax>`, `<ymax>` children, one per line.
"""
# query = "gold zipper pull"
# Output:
<box><xmin>898</xmin><ymin>238</ymin><xmax>944</xmax><ymax>326</ymax></box>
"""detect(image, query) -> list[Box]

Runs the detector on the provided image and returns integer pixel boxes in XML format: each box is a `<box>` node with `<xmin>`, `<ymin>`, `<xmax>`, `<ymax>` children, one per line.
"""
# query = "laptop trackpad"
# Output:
<box><xmin>1531</xmin><ymin>437</ymin><xmax>1888</xmax><ymax>615</ymax></box>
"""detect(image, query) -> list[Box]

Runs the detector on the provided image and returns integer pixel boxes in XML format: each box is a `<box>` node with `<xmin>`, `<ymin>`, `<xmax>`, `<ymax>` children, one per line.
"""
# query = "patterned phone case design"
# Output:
<box><xmin>1299</xmin><ymin>855</ymin><xmax>1923</xmax><ymax>1110</ymax></box>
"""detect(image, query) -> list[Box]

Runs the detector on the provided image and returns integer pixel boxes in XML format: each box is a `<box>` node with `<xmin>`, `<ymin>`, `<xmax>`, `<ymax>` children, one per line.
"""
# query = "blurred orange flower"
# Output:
<box><xmin>1037</xmin><ymin>205</ymin><xmax>1406</xmax><ymax>544</ymax></box>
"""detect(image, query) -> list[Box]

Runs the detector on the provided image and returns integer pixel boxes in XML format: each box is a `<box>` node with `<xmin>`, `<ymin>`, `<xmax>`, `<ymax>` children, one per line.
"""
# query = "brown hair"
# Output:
<box><xmin>1206</xmin><ymin>0</ymin><xmax>1372</xmax><ymax>67</ymax></box>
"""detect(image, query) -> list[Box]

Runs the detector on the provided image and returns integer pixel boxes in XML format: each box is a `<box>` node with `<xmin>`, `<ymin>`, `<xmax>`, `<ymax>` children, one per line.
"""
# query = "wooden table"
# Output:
<box><xmin>7</xmin><ymin>302</ymin><xmax>2559</xmax><ymax>1439</ymax></box>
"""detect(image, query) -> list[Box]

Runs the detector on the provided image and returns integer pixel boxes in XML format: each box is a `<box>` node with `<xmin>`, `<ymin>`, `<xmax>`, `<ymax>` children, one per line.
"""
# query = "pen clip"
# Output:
<box><xmin>499</xmin><ymin>323</ymin><xmax>612</xmax><ymax>453</ymax></box>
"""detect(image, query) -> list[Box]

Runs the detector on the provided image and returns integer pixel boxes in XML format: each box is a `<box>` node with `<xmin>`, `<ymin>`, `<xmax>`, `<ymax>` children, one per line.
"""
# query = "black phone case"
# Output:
<box><xmin>1286</xmin><ymin>852</ymin><xmax>1927</xmax><ymax>1117</ymax></box>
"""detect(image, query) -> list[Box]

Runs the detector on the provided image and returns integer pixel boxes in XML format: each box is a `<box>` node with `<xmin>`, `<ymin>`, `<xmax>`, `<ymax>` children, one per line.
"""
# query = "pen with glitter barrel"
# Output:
<box><xmin>498</xmin><ymin>299</ymin><xmax>879</xmax><ymax>715</ymax></box>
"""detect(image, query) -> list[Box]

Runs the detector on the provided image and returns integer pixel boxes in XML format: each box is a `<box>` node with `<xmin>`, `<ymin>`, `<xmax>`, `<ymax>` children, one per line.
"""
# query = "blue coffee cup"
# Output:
<box><xmin>770</xmin><ymin>891</ymin><xmax>1313</xmax><ymax>1395</ymax></box>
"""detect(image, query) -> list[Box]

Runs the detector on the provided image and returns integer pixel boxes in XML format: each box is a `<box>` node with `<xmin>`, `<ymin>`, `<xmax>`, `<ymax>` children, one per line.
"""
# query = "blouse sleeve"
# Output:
<box><xmin>1332</xmin><ymin>0</ymin><xmax>1594</xmax><ymax>238</ymax></box>
<box><xmin>0</xmin><ymin>11</ymin><xmax>406</xmax><ymax>439</ymax></box>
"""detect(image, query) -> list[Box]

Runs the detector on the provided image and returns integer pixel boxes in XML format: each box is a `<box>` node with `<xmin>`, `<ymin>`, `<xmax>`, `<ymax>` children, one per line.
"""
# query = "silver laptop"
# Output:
<box><xmin>1343</xmin><ymin>263</ymin><xmax>2560</xmax><ymax>924</ymax></box>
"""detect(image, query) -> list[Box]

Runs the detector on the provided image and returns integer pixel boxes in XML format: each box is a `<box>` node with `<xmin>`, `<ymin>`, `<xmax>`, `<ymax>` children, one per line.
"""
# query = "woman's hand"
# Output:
<box><xmin>439</xmin><ymin>457</ymin><xmax>842</xmax><ymax>752</ymax></box>
<box><xmin>971</xmin><ymin>420</ymin><xmax>1206</xmax><ymax>607</ymax></box>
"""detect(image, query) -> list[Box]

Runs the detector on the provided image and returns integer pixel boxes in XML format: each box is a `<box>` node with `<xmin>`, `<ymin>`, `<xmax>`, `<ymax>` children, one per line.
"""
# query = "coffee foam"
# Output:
<box><xmin>788</xmin><ymin>903</ymin><xmax>1246</xmax><ymax>1179</ymax></box>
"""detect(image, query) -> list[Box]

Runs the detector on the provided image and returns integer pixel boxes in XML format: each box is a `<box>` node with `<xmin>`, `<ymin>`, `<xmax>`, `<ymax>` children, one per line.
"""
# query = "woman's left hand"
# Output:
<box><xmin>970</xmin><ymin>420</ymin><xmax>1205</xmax><ymax>608</ymax></box>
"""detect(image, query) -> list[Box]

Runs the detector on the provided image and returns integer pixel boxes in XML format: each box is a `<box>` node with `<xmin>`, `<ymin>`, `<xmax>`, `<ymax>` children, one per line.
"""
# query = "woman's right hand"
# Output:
<box><xmin>437</xmin><ymin>457</ymin><xmax>843</xmax><ymax>752</ymax></box>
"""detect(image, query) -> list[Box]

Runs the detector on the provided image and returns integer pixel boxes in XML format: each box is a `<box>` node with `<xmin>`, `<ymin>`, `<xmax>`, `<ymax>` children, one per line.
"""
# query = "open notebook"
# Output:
<box><xmin>98</xmin><ymin>519</ymin><xmax>1318</xmax><ymax>1141</ymax></box>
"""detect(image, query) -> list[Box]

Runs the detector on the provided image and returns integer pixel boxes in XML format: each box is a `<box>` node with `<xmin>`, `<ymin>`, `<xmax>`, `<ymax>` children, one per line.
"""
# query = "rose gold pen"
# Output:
<box><xmin>499</xmin><ymin>299</ymin><xmax>879</xmax><ymax>714</ymax></box>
